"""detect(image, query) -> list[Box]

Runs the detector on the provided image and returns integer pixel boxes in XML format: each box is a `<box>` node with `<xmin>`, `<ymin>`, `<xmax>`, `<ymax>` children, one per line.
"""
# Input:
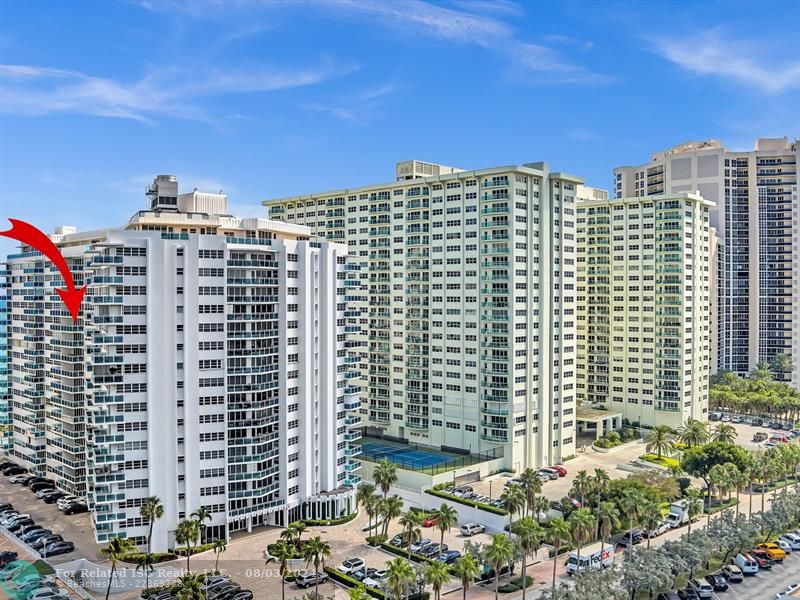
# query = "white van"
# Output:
<box><xmin>734</xmin><ymin>553</ymin><xmax>758</xmax><ymax>575</ymax></box>
<box><xmin>565</xmin><ymin>541</ymin><xmax>614</xmax><ymax>575</ymax></box>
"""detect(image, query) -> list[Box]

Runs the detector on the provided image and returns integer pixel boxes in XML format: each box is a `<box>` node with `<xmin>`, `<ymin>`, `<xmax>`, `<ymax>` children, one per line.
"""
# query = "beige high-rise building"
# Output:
<box><xmin>575</xmin><ymin>191</ymin><xmax>715</xmax><ymax>429</ymax></box>
<box><xmin>265</xmin><ymin>160</ymin><xmax>581</xmax><ymax>471</ymax></box>
<box><xmin>614</xmin><ymin>138</ymin><xmax>799</xmax><ymax>387</ymax></box>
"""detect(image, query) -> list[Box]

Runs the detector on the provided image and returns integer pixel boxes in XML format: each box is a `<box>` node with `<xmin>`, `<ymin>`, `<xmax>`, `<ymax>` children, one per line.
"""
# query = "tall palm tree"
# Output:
<box><xmin>712</xmin><ymin>423</ymin><xmax>738</xmax><ymax>444</ymax></box>
<box><xmin>485</xmin><ymin>533</ymin><xmax>515</xmax><ymax>600</ymax></box>
<box><xmin>135</xmin><ymin>552</ymin><xmax>155</xmax><ymax>593</ymax></box>
<box><xmin>567</xmin><ymin>508</ymin><xmax>595</xmax><ymax>566</ymax></box>
<box><xmin>212</xmin><ymin>538</ymin><xmax>227</xmax><ymax>573</ymax></box>
<box><xmin>357</xmin><ymin>483</ymin><xmax>377</xmax><ymax>529</ymax></box>
<box><xmin>770</xmin><ymin>352</ymin><xmax>794</xmax><ymax>380</ymax></box>
<box><xmin>641</xmin><ymin>500</ymin><xmax>662</xmax><ymax>549</ymax></box>
<box><xmin>385</xmin><ymin>557</ymin><xmax>415</xmax><ymax>600</ymax></box>
<box><xmin>618</xmin><ymin>489</ymin><xmax>643</xmax><ymax>561</ymax></box>
<box><xmin>529</xmin><ymin>495</ymin><xmax>550</xmax><ymax>523</ymax></box>
<box><xmin>752</xmin><ymin>452</ymin><xmax>773</xmax><ymax>515</ymax></box>
<box><xmin>373</xmin><ymin>458</ymin><xmax>398</xmax><ymax>499</ymax></box>
<box><xmin>547</xmin><ymin>517</ymin><xmax>572</xmax><ymax>589</ymax></box>
<box><xmin>100</xmin><ymin>536</ymin><xmax>136</xmax><ymax>600</ymax></box>
<box><xmin>593</xmin><ymin>468</ymin><xmax>611</xmax><ymax>508</ymax></box>
<box><xmin>363</xmin><ymin>494</ymin><xmax>380</xmax><ymax>535</ymax></box>
<box><xmin>139</xmin><ymin>496</ymin><xmax>164</xmax><ymax>556</ymax></box>
<box><xmin>424</xmin><ymin>560</ymin><xmax>450</xmax><ymax>600</ymax></box>
<box><xmin>191</xmin><ymin>506</ymin><xmax>213</xmax><ymax>545</ymax></box>
<box><xmin>380</xmin><ymin>495</ymin><xmax>404</xmax><ymax>537</ymax></box>
<box><xmin>270</xmin><ymin>539</ymin><xmax>295</xmax><ymax>600</ymax></box>
<box><xmin>284</xmin><ymin>520</ymin><xmax>306</xmax><ymax>548</ymax></box>
<box><xmin>175</xmin><ymin>573</ymin><xmax>203</xmax><ymax>600</ymax></box>
<box><xmin>594</xmin><ymin>501</ymin><xmax>620</xmax><ymax>556</ymax></box>
<box><xmin>751</xmin><ymin>361</ymin><xmax>773</xmax><ymax>382</ymax></box>
<box><xmin>433</xmin><ymin>503</ymin><xmax>459</xmax><ymax>550</ymax></box>
<box><xmin>570</xmin><ymin>470</ymin><xmax>593</xmax><ymax>507</ymax></box>
<box><xmin>644</xmin><ymin>425</ymin><xmax>675</xmax><ymax>459</ymax></box>
<box><xmin>685</xmin><ymin>488</ymin><xmax>704</xmax><ymax>536</ymax></box>
<box><xmin>677</xmin><ymin>418</ymin><xmax>710</xmax><ymax>448</ymax></box>
<box><xmin>175</xmin><ymin>519</ymin><xmax>201</xmax><ymax>573</ymax></box>
<box><xmin>501</xmin><ymin>484</ymin><xmax>525</xmax><ymax>535</ymax></box>
<box><xmin>519</xmin><ymin>468</ymin><xmax>543</xmax><ymax>517</ymax></box>
<box><xmin>452</xmin><ymin>553</ymin><xmax>481</xmax><ymax>600</ymax></box>
<box><xmin>512</xmin><ymin>517</ymin><xmax>543</xmax><ymax>600</ymax></box>
<box><xmin>708</xmin><ymin>463</ymin><xmax>730</xmax><ymax>521</ymax></box>
<box><xmin>398</xmin><ymin>511</ymin><xmax>423</xmax><ymax>559</ymax></box>
<box><xmin>302</xmin><ymin>536</ymin><xmax>332</xmax><ymax>598</ymax></box>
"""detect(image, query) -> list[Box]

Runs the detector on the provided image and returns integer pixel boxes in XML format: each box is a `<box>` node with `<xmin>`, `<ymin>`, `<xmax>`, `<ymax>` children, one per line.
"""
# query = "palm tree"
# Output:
<box><xmin>452</xmin><ymin>553</ymin><xmax>481</xmax><ymax>600</ymax></box>
<box><xmin>175</xmin><ymin>573</ymin><xmax>203</xmax><ymax>600</ymax></box>
<box><xmin>570</xmin><ymin>470</ymin><xmax>593</xmax><ymax>507</ymax></box>
<box><xmin>751</xmin><ymin>361</ymin><xmax>774</xmax><ymax>382</ymax></box>
<box><xmin>135</xmin><ymin>552</ymin><xmax>155</xmax><ymax>593</ymax></box>
<box><xmin>373</xmin><ymin>458</ymin><xmax>398</xmax><ymax>499</ymax></box>
<box><xmin>548</xmin><ymin>517</ymin><xmax>572</xmax><ymax>589</ymax></box>
<box><xmin>685</xmin><ymin>488</ymin><xmax>704</xmax><ymax>536</ymax></box>
<box><xmin>433</xmin><ymin>503</ymin><xmax>458</xmax><ymax>550</ymax></box>
<box><xmin>175</xmin><ymin>519</ymin><xmax>201</xmax><ymax>572</ymax></box>
<box><xmin>677</xmin><ymin>418</ymin><xmax>710</xmax><ymax>448</ymax></box>
<box><xmin>529</xmin><ymin>495</ymin><xmax>550</xmax><ymax>523</ymax></box>
<box><xmin>485</xmin><ymin>533</ymin><xmax>515</xmax><ymax>600</ymax></box>
<box><xmin>100</xmin><ymin>536</ymin><xmax>136</xmax><ymax>600</ymax></box>
<box><xmin>770</xmin><ymin>352</ymin><xmax>794</xmax><ymax>380</ymax></box>
<box><xmin>380</xmin><ymin>495</ymin><xmax>404</xmax><ymax>537</ymax></box>
<box><xmin>567</xmin><ymin>508</ymin><xmax>595</xmax><ymax>566</ymax></box>
<box><xmin>618</xmin><ymin>489</ymin><xmax>643</xmax><ymax>561</ymax></box>
<box><xmin>644</xmin><ymin>425</ymin><xmax>675</xmax><ymax>459</ymax></box>
<box><xmin>302</xmin><ymin>536</ymin><xmax>332</xmax><ymax>598</ymax></box>
<box><xmin>712</xmin><ymin>423</ymin><xmax>738</xmax><ymax>444</ymax></box>
<box><xmin>501</xmin><ymin>484</ymin><xmax>525</xmax><ymax>535</ymax></box>
<box><xmin>512</xmin><ymin>517</ymin><xmax>543</xmax><ymax>600</ymax></box>
<box><xmin>593</xmin><ymin>468</ymin><xmax>611</xmax><ymax>508</ymax></box>
<box><xmin>594</xmin><ymin>501</ymin><xmax>620</xmax><ymax>556</ymax></box>
<box><xmin>283</xmin><ymin>520</ymin><xmax>306</xmax><ymax>549</ymax></box>
<box><xmin>357</xmin><ymin>483</ymin><xmax>377</xmax><ymax>530</ymax></box>
<box><xmin>424</xmin><ymin>560</ymin><xmax>450</xmax><ymax>600</ymax></box>
<box><xmin>519</xmin><ymin>468</ymin><xmax>543</xmax><ymax>516</ymax></box>
<box><xmin>641</xmin><ymin>500</ymin><xmax>662</xmax><ymax>549</ymax></box>
<box><xmin>212</xmin><ymin>538</ymin><xmax>227</xmax><ymax>573</ymax></box>
<box><xmin>398</xmin><ymin>511</ymin><xmax>423</xmax><ymax>559</ymax></box>
<box><xmin>270</xmin><ymin>539</ymin><xmax>295</xmax><ymax>600</ymax></box>
<box><xmin>363</xmin><ymin>493</ymin><xmax>380</xmax><ymax>535</ymax></box>
<box><xmin>139</xmin><ymin>496</ymin><xmax>164</xmax><ymax>556</ymax></box>
<box><xmin>752</xmin><ymin>452</ymin><xmax>772</xmax><ymax>515</ymax></box>
<box><xmin>191</xmin><ymin>506</ymin><xmax>213</xmax><ymax>545</ymax></box>
<box><xmin>385</xmin><ymin>557</ymin><xmax>415</xmax><ymax>600</ymax></box>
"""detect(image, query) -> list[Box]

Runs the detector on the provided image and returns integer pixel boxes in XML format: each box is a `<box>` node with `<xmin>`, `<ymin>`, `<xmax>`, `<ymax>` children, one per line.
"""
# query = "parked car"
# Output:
<box><xmin>421</xmin><ymin>543</ymin><xmax>447</xmax><ymax>558</ymax></box>
<box><xmin>656</xmin><ymin>593</ymin><xmax>680</xmax><ymax>600</ymax></box>
<box><xmin>9</xmin><ymin>474</ymin><xmax>34</xmax><ymax>484</ymax></box>
<box><xmin>43</xmin><ymin>541</ymin><xmax>75</xmax><ymax>556</ymax></box>
<box><xmin>438</xmin><ymin>550</ymin><xmax>462</xmax><ymax>564</ymax></box>
<box><xmin>389</xmin><ymin>534</ymin><xmax>407</xmax><ymax>547</ymax></box>
<box><xmin>295</xmin><ymin>571</ymin><xmax>328</xmax><ymax>589</ymax></box>
<box><xmin>704</xmin><ymin>573</ymin><xmax>728</xmax><ymax>592</ymax></box>
<box><xmin>779</xmin><ymin>533</ymin><xmax>800</xmax><ymax>550</ymax></box>
<box><xmin>676</xmin><ymin>588</ymin><xmax>700</xmax><ymax>599</ymax></box>
<box><xmin>230</xmin><ymin>592</ymin><xmax>253</xmax><ymax>600</ymax></box>
<box><xmin>350</xmin><ymin>568</ymin><xmax>375</xmax><ymax>583</ymax></box>
<box><xmin>749</xmin><ymin>548</ymin><xmax>774</xmax><ymax>568</ymax></box>
<box><xmin>776</xmin><ymin>538</ymin><xmax>793</xmax><ymax>553</ymax></box>
<box><xmin>7</xmin><ymin>518</ymin><xmax>34</xmax><ymax>533</ymax></box>
<box><xmin>30</xmin><ymin>481</ymin><xmax>55</xmax><ymax>493</ymax></box>
<box><xmin>0</xmin><ymin>551</ymin><xmax>17</xmax><ymax>567</ymax></box>
<box><xmin>460</xmin><ymin>523</ymin><xmax>486</xmax><ymax>536</ymax></box>
<box><xmin>41</xmin><ymin>491</ymin><xmax>67</xmax><ymax>504</ymax></box>
<box><xmin>35</xmin><ymin>488</ymin><xmax>56</xmax><ymax>499</ymax></box>
<box><xmin>550</xmin><ymin>465</ymin><xmax>568</xmax><ymax>476</ymax></box>
<box><xmin>25</xmin><ymin>477</ymin><xmax>54</xmax><ymax>488</ymax></box>
<box><xmin>734</xmin><ymin>553</ymin><xmax>759</xmax><ymax>574</ymax></box>
<box><xmin>337</xmin><ymin>557</ymin><xmax>365</xmax><ymax>575</ymax></box>
<box><xmin>3</xmin><ymin>467</ymin><xmax>27</xmax><ymax>476</ymax></box>
<box><xmin>0</xmin><ymin>503</ymin><xmax>13</xmax><ymax>512</ymax></box>
<box><xmin>363</xmin><ymin>569</ymin><xmax>388</xmax><ymax>588</ymax></box>
<box><xmin>32</xmin><ymin>534</ymin><xmax>63</xmax><ymax>550</ymax></box>
<box><xmin>537</xmin><ymin>468</ymin><xmax>559</xmax><ymax>480</ymax></box>
<box><xmin>731</xmin><ymin>415</ymin><xmax>743</xmax><ymax>423</ymax></box>
<box><xmin>721</xmin><ymin>415</ymin><xmax>732</xmax><ymax>422</ymax></box>
<box><xmin>709</xmin><ymin>412</ymin><xmax>722</xmax><ymax>422</ymax></box>
<box><xmin>410</xmin><ymin>539</ymin><xmax>432</xmax><ymax>554</ymax></box>
<box><xmin>617</xmin><ymin>529</ymin><xmax>643</xmax><ymax>546</ymax></box>
<box><xmin>56</xmin><ymin>496</ymin><xmax>79</xmax><ymax>508</ymax></box>
<box><xmin>753</xmin><ymin>432</ymin><xmax>768</xmax><ymax>442</ymax></box>
<box><xmin>644</xmin><ymin>521</ymin><xmax>670</xmax><ymax>538</ymax></box>
<box><xmin>63</xmin><ymin>503</ymin><xmax>88</xmax><ymax>515</ymax></box>
<box><xmin>27</xmin><ymin>588</ymin><xmax>69</xmax><ymax>600</ymax></box>
<box><xmin>21</xmin><ymin>529</ymin><xmax>51</xmax><ymax>544</ymax></box>
<box><xmin>422</xmin><ymin>515</ymin><xmax>438</xmax><ymax>527</ymax></box>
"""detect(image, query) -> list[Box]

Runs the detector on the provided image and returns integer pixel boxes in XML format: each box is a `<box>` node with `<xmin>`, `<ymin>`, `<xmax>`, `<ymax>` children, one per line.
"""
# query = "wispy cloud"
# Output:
<box><xmin>542</xmin><ymin>34</ymin><xmax>594</xmax><ymax>51</ymax></box>
<box><xmin>650</xmin><ymin>28</ymin><xmax>800</xmax><ymax>94</ymax></box>
<box><xmin>302</xmin><ymin>80</ymin><xmax>404</xmax><ymax>123</ymax></box>
<box><xmin>0</xmin><ymin>58</ymin><xmax>357</xmax><ymax>122</ymax></box>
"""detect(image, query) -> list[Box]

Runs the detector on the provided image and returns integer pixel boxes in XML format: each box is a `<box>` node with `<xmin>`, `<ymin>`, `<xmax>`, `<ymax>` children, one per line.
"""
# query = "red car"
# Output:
<box><xmin>550</xmin><ymin>465</ymin><xmax>568</xmax><ymax>477</ymax></box>
<box><xmin>422</xmin><ymin>515</ymin><xmax>438</xmax><ymax>527</ymax></box>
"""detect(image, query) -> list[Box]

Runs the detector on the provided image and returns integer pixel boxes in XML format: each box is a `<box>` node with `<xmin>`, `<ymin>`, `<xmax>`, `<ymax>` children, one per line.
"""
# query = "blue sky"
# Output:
<box><xmin>1</xmin><ymin>0</ymin><xmax>798</xmax><ymax>255</ymax></box>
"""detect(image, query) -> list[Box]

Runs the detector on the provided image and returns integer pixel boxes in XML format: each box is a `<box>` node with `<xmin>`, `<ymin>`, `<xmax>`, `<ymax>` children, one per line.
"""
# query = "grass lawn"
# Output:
<box><xmin>639</xmin><ymin>454</ymin><xmax>680</xmax><ymax>469</ymax></box>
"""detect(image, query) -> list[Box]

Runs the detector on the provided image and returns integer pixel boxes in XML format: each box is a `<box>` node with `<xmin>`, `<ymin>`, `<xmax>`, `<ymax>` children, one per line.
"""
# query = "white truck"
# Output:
<box><xmin>665</xmin><ymin>499</ymin><xmax>691</xmax><ymax>528</ymax></box>
<box><xmin>565</xmin><ymin>541</ymin><xmax>614</xmax><ymax>575</ymax></box>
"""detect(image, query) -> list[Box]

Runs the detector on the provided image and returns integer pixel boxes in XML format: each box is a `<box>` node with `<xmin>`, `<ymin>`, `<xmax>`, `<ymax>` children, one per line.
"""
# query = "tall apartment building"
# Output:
<box><xmin>614</xmin><ymin>138</ymin><xmax>800</xmax><ymax>387</ymax></box>
<box><xmin>575</xmin><ymin>191</ymin><xmax>715</xmax><ymax>429</ymax></box>
<box><xmin>0</xmin><ymin>294</ymin><xmax>10</xmax><ymax>451</ymax></box>
<box><xmin>4</xmin><ymin>176</ymin><xmax>361</xmax><ymax>551</ymax></box>
<box><xmin>265</xmin><ymin>160</ymin><xmax>582</xmax><ymax>471</ymax></box>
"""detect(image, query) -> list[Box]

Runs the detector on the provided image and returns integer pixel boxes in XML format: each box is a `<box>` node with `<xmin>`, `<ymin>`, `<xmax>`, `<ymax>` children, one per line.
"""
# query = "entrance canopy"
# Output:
<box><xmin>576</xmin><ymin>406</ymin><xmax>624</xmax><ymax>440</ymax></box>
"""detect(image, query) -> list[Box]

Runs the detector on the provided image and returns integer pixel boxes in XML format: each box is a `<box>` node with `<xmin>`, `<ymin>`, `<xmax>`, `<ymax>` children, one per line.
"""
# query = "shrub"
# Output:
<box><xmin>640</xmin><ymin>454</ymin><xmax>680</xmax><ymax>470</ymax></box>
<box><xmin>302</xmin><ymin>512</ymin><xmax>358</xmax><ymax>527</ymax></box>
<box><xmin>366</xmin><ymin>534</ymin><xmax>388</xmax><ymax>546</ymax></box>
<box><xmin>561</xmin><ymin>454</ymin><xmax>576</xmax><ymax>462</ymax></box>
<box><xmin>142</xmin><ymin>584</ymin><xmax>180</xmax><ymax>598</ymax></box>
<box><xmin>323</xmin><ymin>567</ymin><xmax>386</xmax><ymax>599</ymax></box>
<box><xmin>425</xmin><ymin>489</ymin><xmax>507</xmax><ymax>516</ymax></box>
<box><xmin>621</xmin><ymin>427</ymin><xmax>637</xmax><ymax>442</ymax></box>
<box><xmin>173</xmin><ymin>542</ymin><xmax>216</xmax><ymax>556</ymax></box>
<box><xmin>605</xmin><ymin>431</ymin><xmax>621</xmax><ymax>444</ymax></box>
<box><xmin>119</xmin><ymin>552</ymin><xmax>177</xmax><ymax>564</ymax></box>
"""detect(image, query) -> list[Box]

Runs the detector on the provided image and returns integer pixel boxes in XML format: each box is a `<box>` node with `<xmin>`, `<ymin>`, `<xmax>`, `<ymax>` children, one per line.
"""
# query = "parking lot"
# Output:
<box><xmin>0</xmin><ymin>475</ymin><xmax>99</xmax><ymax>564</ymax></box>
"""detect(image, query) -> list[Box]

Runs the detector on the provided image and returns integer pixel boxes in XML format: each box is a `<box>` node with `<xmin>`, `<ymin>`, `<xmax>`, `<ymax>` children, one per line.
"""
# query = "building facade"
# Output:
<box><xmin>4</xmin><ymin>176</ymin><xmax>360</xmax><ymax>551</ymax></box>
<box><xmin>575</xmin><ymin>192</ymin><xmax>715</xmax><ymax>429</ymax></box>
<box><xmin>0</xmin><ymin>294</ymin><xmax>10</xmax><ymax>451</ymax></box>
<box><xmin>613</xmin><ymin>138</ymin><xmax>800</xmax><ymax>387</ymax></box>
<box><xmin>265</xmin><ymin>160</ymin><xmax>582</xmax><ymax>471</ymax></box>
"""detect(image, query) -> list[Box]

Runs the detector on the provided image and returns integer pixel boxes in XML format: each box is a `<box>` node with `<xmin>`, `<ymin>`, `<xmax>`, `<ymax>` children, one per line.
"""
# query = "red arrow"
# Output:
<box><xmin>0</xmin><ymin>218</ymin><xmax>87</xmax><ymax>323</ymax></box>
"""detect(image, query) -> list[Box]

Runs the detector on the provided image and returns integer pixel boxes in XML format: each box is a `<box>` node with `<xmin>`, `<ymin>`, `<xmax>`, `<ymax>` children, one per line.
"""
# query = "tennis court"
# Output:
<box><xmin>360</xmin><ymin>441</ymin><xmax>452</xmax><ymax>468</ymax></box>
<box><xmin>357</xmin><ymin>437</ymin><xmax>503</xmax><ymax>474</ymax></box>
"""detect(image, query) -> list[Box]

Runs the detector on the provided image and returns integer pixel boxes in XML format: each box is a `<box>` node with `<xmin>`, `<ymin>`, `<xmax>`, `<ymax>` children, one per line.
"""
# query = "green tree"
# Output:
<box><xmin>302</xmin><ymin>536</ymin><xmax>332</xmax><ymax>599</ymax></box>
<box><xmin>621</xmin><ymin>548</ymin><xmax>672</xmax><ymax>599</ymax></box>
<box><xmin>174</xmin><ymin>573</ymin><xmax>203</xmax><ymax>600</ymax></box>
<box><xmin>135</xmin><ymin>552</ymin><xmax>155</xmax><ymax>594</ymax></box>
<box><xmin>681</xmin><ymin>441</ymin><xmax>752</xmax><ymax>502</ymax></box>
<box><xmin>501</xmin><ymin>484</ymin><xmax>526</xmax><ymax>535</ymax></box>
<box><xmin>512</xmin><ymin>517</ymin><xmax>543</xmax><ymax>600</ymax></box>
<box><xmin>385</xmin><ymin>557</ymin><xmax>415</xmax><ymax>600</ymax></box>
<box><xmin>424</xmin><ymin>560</ymin><xmax>450</xmax><ymax>600</ymax></box>
<box><xmin>373</xmin><ymin>458</ymin><xmax>398</xmax><ymax>499</ymax></box>
<box><xmin>452</xmin><ymin>553</ymin><xmax>481</xmax><ymax>600</ymax></box>
<box><xmin>685</xmin><ymin>488</ymin><xmax>704</xmax><ymax>536</ymax></box>
<box><xmin>348</xmin><ymin>585</ymin><xmax>371</xmax><ymax>600</ymax></box>
<box><xmin>433</xmin><ymin>502</ymin><xmax>459</xmax><ymax>550</ymax></box>
<box><xmin>212</xmin><ymin>538</ymin><xmax>227</xmax><ymax>573</ymax></box>
<box><xmin>618</xmin><ymin>489</ymin><xmax>644</xmax><ymax>561</ymax></box>
<box><xmin>712</xmin><ymin>423</ymin><xmax>738</xmax><ymax>444</ymax></box>
<box><xmin>175</xmin><ymin>519</ymin><xmax>201</xmax><ymax>573</ymax></box>
<box><xmin>139</xmin><ymin>496</ymin><xmax>164</xmax><ymax>557</ymax></box>
<box><xmin>548</xmin><ymin>517</ymin><xmax>572</xmax><ymax>589</ymax></box>
<box><xmin>191</xmin><ymin>506</ymin><xmax>213</xmax><ymax>544</ymax></box>
<box><xmin>751</xmin><ymin>361</ymin><xmax>774</xmax><ymax>382</ymax></box>
<box><xmin>770</xmin><ymin>353</ymin><xmax>794</xmax><ymax>380</ymax></box>
<box><xmin>485</xmin><ymin>533</ymin><xmax>516</xmax><ymax>600</ymax></box>
<box><xmin>645</xmin><ymin>425</ymin><xmax>675</xmax><ymax>459</ymax></box>
<box><xmin>270</xmin><ymin>539</ymin><xmax>295</xmax><ymax>600</ymax></box>
<box><xmin>519</xmin><ymin>468</ymin><xmax>543</xmax><ymax>516</ymax></box>
<box><xmin>380</xmin><ymin>495</ymin><xmax>404</xmax><ymax>537</ymax></box>
<box><xmin>356</xmin><ymin>483</ymin><xmax>377</xmax><ymax>530</ymax></box>
<box><xmin>568</xmin><ymin>508</ymin><xmax>596</xmax><ymax>566</ymax></box>
<box><xmin>595</xmin><ymin>501</ymin><xmax>620</xmax><ymax>556</ymax></box>
<box><xmin>570</xmin><ymin>470</ymin><xmax>594</xmax><ymax>507</ymax></box>
<box><xmin>593</xmin><ymin>468</ymin><xmax>611</xmax><ymax>508</ymax></box>
<box><xmin>398</xmin><ymin>511</ymin><xmax>423</xmax><ymax>559</ymax></box>
<box><xmin>676</xmin><ymin>418</ymin><xmax>710</xmax><ymax>449</ymax></box>
<box><xmin>640</xmin><ymin>500</ymin><xmax>662</xmax><ymax>549</ymax></box>
<box><xmin>100</xmin><ymin>536</ymin><xmax>136</xmax><ymax>600</ymax></box>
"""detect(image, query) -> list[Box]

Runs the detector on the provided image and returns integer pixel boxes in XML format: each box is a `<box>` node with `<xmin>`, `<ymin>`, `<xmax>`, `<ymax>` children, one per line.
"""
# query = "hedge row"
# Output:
<box><xmin>303</xmin><ymin>511</ymin><xmax>358</xmax><ymax>527</ymax></box>
<box><xmin>323</xmin><ymin>566</ymin><xmax>386</xmax><ymax>599</ymax></box>
<box><xmin>425</xmin><ymin>488</ymin><xmax>508</xmax><ymax>516</ymax></box>
<box><xmin>498</xmin><ymin>575</ymin><xmax>533</xmax><ymax>594</ymax></box>
<box><xmin>173</xmin><ymin>542</ymin><xmax>217</xmax><ymax>556</ymax></box>
<box><xmin>119</xmin><ymin>552</ymin><xmax>177</xmax><ymax>564</ymax></box>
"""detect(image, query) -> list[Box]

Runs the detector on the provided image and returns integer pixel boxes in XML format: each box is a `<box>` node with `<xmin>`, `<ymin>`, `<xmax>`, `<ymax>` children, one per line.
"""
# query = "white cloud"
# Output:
<box><xmin>650</xmin><ymin>28</ymin><xmax>800</xmax><ymax>94</ymax></box>
<box><xmin>0</xmin><ymin>58</ymin><xmax>357</xmax><ymax>122</ymax></box>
